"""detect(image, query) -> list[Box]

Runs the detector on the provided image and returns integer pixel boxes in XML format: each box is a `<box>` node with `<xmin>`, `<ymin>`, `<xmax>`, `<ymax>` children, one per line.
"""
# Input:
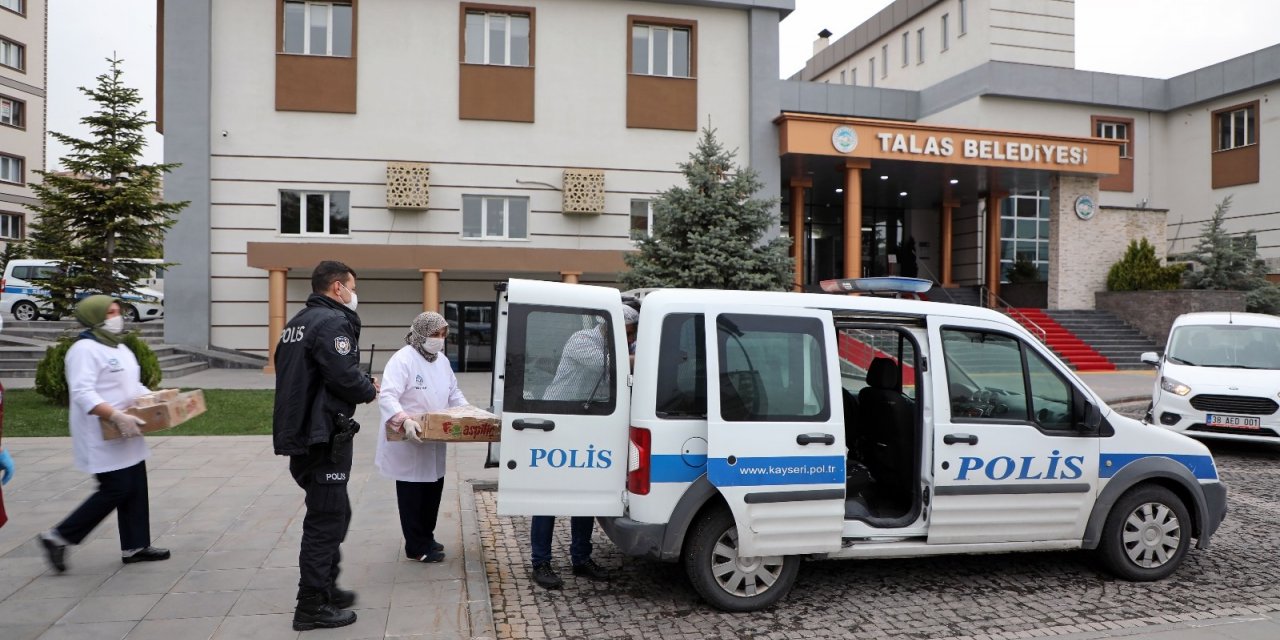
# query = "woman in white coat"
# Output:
<box><xmin>377</xmin><ymin>312</ymin><xmax>466</xmax><ymax>563</ymax></box>
<box><xmin>38</xmin><ymin>295</ymin><xmax>170</xmax><ymax>572</ymax></box>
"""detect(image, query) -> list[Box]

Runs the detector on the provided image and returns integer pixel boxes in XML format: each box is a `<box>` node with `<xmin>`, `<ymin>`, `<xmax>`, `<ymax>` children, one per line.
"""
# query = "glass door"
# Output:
<box><xmin>445</xmin><ymin>301</ymin><xmax>496</xmax><ymax>372</ymax></box>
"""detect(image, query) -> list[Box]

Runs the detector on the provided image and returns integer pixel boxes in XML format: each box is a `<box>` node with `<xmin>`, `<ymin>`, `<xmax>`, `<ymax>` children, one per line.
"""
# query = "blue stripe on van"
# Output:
<box><xmin>1100</xmin><ymin>453</ymin><xmax>1218</xmax><ymax>481</ymax></box>
<box><xmin>650</xmin><ymin>454</ymin><xmax>706</xmax><ymax>484</ymax></box>
<box><xmin>708</xmin><ymin>455</ymin><xmax>846</xmax><ymax>487</ymax></box>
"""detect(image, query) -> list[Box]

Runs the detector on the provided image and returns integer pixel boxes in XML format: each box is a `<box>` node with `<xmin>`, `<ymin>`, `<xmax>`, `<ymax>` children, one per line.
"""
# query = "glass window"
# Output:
<box><xmin>881</xmin><ymin>45</ymin><xmax>888</xmax><ymax>77</ymax></box>
<box><xmin>1216</xmin><ymin>105</ymin><xmax>1257</xmax><ymax>151</ymax></box>
<box><xmin>851</xmin><ymin>68</ymin><xmax>857</xmax><ymax>86</ymax></box>
<box><xmin>630</xmin><ymin>199</ymin><xmax>653</xmax><ymax>240</ymax></box>
<box><xmin>0</xmin><ymin>0</ymin><xmax>24</xmax><ymax>14</ymax></box>
<box><xmin>465</xmin><ymin>12</ymin><xmax>486</xmax><ymax>64</ymax></box>
<box><xmin>331</xmin><ymin>3</ymin><xmax>352</xmax><ymax>57</ymax></box>
<box><xmin>840</xmin><ymin>70</ymin><xmax>846</xmax><ymax>84</ymax></box>
<box><xmin>943</xmin><ymin>329</ymin><xmax>1029</xmax><ymax>422</ymax></box>
<box><xmin>283</xmin><ymin>2</ymin><xmax>352</xmax><ymax>57</ymax></box>
<box><xmin>631</xmin><ymin>25</ymin><xmax>649</xmax><ymax>74</ymax></box>
<box><xmin>959</xmin><ymin>0</ymin><xmax>968</xmax><ymax>35</ymax></box>
<box><xmin>1167</xmin><ymin>324</ymin><xmax>1280</xmax><ymax>369</ymax></box>
<box><xmin>0</xmin><ymin>212</ymin><xmax>21</xmax><ymax>239</ymax></box>
<box><xmin>0</xmin><ymin>38</ymin><xmax>23</xmax><ymax>70</ymax></box>
<box><xmin>716</xmin><ymin>314</ymin><xmax>829</xmax><ymax>422</ymax></box>
<box><xmin>917</xmin><ymin>28</ymin><xmax>925</xmax><ymax>63</ymax></box>
<box><xmin>632</xmin><ymin>24</ymin><xmax>692</xmax><ymax>78</ymax></box>
<box><xmin>1096</xmin><ymin>120</ymin><xmax>1130</xmax><ymax>157</ymax></box>
<box><xmin>869</xmin><ymin>59</ymin><xmax>875</xmax><ymax>87</ymax></box>
<box><xmin>902</xmin><ymin>33</ymin><xmax>909</xmax><ymax>66</ymax></box>
<box><xmin>464</xmin><ymin>11</ymin><xmax>530</xmax><ymax>66</ymax></box>
<box><xmin>284</xmin><ymin>2</ymin><xmax>306</xmax><ymax>54</ymax></box>
<box><xmin>461</xmin><ymin>195</ymin><xmax>529</xmax><ymax>240</ymax></box>
<box><xmin>308</xmin><ymin>3</ymin><xmax>329</xmax><ymax>55</ymax></box>
<box><xmin>942</xmin><ymin>13</ymin><xmax>950</xmax><ymax>50</ymax></box>
<box><xmin>0</xmin><ymin>154</ymin><xmax>22</xmax><ymax>183</ymax></box>
<box><xmin>1027</xmin><ymin>348</ymin><xmax>1073</xmax><ymax>430</ymax></box>
<box><xmin>998</xmin><ymin>190</ymin><xmax>1051</xmax><ymax>282</ymax></box>
<box><xmin>279</xmin><ymin>190</ymin><xmax>349</xmax><ymax>236</ymax></box>
<box><xmin>0</xmin><ymin>96</ymin><xmax>22</xmax><ymax>127</ymax></box>
<box><xmin>504</xmin><ymin>305</ymin><xmax>617</xmax><ymax>414</ymax></box>
<box><xmin>656</xmin><ymin>313</ymin><xmax>707</xmax><ymax>418</ymax></box>
<box><xmin>838</xmin><ymin>327</ymin><xmax>917</xmax><ymax>400</ymax></box>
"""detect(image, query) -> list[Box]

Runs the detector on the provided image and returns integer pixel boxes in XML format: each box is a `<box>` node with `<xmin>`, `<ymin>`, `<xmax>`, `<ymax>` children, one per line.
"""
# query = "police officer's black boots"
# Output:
<box><xmin>326</xmin><ymin>585</ymin><xmax>357</xmax><ymax>609</ymax></box>
<box><xmin>293</xmin><ymin>588</ymin><xmax>357</xmax><ymax>631</ymax></box>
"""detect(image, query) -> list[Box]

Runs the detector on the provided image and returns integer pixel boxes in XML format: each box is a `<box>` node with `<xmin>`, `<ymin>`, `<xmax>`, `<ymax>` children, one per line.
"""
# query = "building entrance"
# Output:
<box><xmin>444</xmin><ymin>301</ymin><xmax>495</xmax><ymax>372</ymax></box>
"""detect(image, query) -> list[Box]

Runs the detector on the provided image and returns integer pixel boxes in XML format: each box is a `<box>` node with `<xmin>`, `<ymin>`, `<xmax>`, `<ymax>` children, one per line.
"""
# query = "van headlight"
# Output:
<box><xmin>1160</xmin><ymin>376</ymin><xmax>1191</xmax><ymax>396</ymax></box>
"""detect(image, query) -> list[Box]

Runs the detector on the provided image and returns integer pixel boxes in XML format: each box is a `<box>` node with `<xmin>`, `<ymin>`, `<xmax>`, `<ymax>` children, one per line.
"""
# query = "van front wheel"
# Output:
<box><xmin>1097</xmin><ymin>485</ymin><xmax>1191</xmax><ymax>581</ymax></box>
<box><xmin>683</xmin><ymin>506</ymin><xmax>799</xmax><ymax>612</ymax></box>
<box><xmin>12</xmin><ymin>301</ymin><xmax>39</xmax><ymax>321</ymax></box>
<box><xmin>122</xmin><ymin>304</ymin><xmax>141</xmax><ymax>323</ymax></box>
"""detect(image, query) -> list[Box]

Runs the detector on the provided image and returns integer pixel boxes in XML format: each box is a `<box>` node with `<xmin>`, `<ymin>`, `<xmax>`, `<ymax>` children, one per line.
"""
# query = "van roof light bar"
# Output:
<box><xmin>818</xmin><ymin>277</ymin><xmax>933</xmax><ymax>296</ymax></box>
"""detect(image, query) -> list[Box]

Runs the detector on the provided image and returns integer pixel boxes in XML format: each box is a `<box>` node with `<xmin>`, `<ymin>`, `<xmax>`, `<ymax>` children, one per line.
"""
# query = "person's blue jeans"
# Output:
<box><xmin>530</xmin><ymin>516</ymin><xmax>593</xmax><ymax>566</ymax></box>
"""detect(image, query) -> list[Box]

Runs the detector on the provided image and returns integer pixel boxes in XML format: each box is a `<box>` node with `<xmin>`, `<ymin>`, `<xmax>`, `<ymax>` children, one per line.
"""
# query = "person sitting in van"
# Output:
<box><xmin>529</xmin><ymin>304</ymin><xmax>639</xmax><ymax>589</ymax></box>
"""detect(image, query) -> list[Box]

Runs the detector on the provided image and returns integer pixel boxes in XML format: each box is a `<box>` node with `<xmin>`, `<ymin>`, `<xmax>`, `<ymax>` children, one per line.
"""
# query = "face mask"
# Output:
<box><xmin>423</xmin><ymin>337</ymin><xmax>445</xmax><ymax>355</ymax></box>
<box><xmin>103</xmin><ymin>316</ymin><xmax>125</xmax><ymax>334</ymax></box>
<box><xmin>339</xmin><ymin>283</ymin><xmax>358</xmax><ymax>312</ymax></box>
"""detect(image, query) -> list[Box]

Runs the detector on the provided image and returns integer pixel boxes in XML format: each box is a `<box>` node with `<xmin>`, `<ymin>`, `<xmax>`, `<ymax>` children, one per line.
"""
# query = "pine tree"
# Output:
<box><xmin>622</xmin><ymin>128</ymin><xmax>791</xmax><ymax>291</ymax></box>
<box><xmin>0</xmin><ymin>239</ymin><xmax>26</xmax><ymax>274</ymax></box>
<box><xmin>25</xmin><ymin>57</ymin><xmax>186</xmax><ymax>318</ymax></box>
<box><xmin>1184</xmin><ymin>196</ymin><xmax>1267</xmax><ymax>291</ymax></box>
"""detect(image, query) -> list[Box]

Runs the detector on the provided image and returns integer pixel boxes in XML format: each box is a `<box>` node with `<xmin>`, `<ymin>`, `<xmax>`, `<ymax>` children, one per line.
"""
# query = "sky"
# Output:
<box><xmin>46</xmin><ymin>0</ymin><xmax>1280</xmax><ymax>170</ymax></box>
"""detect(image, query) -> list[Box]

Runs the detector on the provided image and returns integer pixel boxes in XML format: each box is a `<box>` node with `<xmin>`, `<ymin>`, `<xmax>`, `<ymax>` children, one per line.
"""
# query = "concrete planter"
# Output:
<box><xmin>1095</xmin><ymin>290</ymin><xmax>1247</xmax><ymax>347</ymax></box>
<box><xmin>1001</xmin><ymin>282</ymin><xmax>1048</xmax><ymax>309</ymax></box>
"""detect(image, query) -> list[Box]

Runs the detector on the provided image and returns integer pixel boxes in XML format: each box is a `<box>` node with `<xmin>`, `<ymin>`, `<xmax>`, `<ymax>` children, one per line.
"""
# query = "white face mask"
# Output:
<box><xmin>338</xmin><ymin>283</ymin><xmax>358</xmax><ymax>312</ymax></box>
<box><xmin>103</xmin><ymin>315</ymin><xmax>125</xmax><ymax>334</ymax></box>
<box><xmin>423</xmin><ymin>337</ymin><xmax>445</xmax><ymax>355</ymax></box>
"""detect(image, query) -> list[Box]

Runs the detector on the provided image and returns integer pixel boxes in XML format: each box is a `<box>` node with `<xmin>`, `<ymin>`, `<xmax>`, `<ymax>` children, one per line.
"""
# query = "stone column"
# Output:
<box><xmin>788</xmin><ymin>177</ymin><xmax>812</xmax><ymax>291</ymax></box>
<box><xmin>420</xmin><ymin>269</ymin><xmax>441</xmax><ymax>313</ymax></box>
<box><xmin>843</xmin><ymin>159</ymin><xmax>871</xmax><ymax>279</ymax></box>
<box><xmin>560</xmin><ymin>271</ymin><xmax>581</xmax><ymax>284</ymax></box>
<box><xmin>265</xmin><ymin>268</ymin><xmax>287</xmax><ymax>374</ymax></box>
<box><xmin>1047</xmin><ymin>175</ymin><xmax>1103</xmax><ymax>309</ymax></box>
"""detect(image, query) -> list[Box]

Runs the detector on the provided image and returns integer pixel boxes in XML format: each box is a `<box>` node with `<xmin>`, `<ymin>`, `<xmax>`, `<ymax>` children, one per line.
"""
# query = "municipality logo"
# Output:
<box><xmin>415</xmin><ymin>374</ymin><xmax>424</xmax><ymax>386</ymax></box>
<box><xmin>832</xmin><ymin>126</ymin><xmax>858</xmax><ymax>154</ymax></box>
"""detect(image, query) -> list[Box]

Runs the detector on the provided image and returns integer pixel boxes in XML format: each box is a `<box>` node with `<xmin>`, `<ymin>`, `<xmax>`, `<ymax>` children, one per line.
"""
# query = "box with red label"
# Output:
<box><xmin>100</xmin><ymin>390</ymin><xmax>207</xmax><ymax>440</ymax></box>
<box><xmin>385</xmin><ymin>405</ymin><xmax>500</xmax><ymax>443</ymax></box>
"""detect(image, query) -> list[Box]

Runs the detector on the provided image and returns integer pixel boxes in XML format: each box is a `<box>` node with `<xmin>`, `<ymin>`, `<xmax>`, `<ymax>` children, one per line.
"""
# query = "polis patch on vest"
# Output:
<box><xmin>334</xmin><ymin>336</ymin><xmax>352</xmax><ymax>355</ymax></box>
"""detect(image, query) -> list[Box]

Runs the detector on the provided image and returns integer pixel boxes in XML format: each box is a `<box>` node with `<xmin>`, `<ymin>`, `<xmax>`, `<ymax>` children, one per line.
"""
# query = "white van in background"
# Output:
<box><xmin>1</xmin><ymin>259</ymin><xmax>165</xmax><ymax>322</ymax></box>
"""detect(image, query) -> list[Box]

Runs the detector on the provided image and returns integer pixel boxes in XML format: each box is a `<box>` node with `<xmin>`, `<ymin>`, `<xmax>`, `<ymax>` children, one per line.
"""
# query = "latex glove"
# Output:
<box><xmin>403</xmin><ymin>418</ymin><xmax>423</xmax><ymax>444</ymax></box>
<box><xmin>0</xmin><ymin>448</ymin><xmax>13</xmax><ymax>485</ymax></box>
<box><xmin>109</xmin><ymin>410</ymin><xmax>146</xmax><ymax>438</ymax></box>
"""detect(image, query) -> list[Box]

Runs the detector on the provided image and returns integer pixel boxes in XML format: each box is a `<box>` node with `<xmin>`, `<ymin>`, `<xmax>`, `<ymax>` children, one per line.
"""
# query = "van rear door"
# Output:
<box><xmin>494</xmin><ymin>279</ymin><xmax>630</xmax><ymax>517</ymax></box>
<box><xmin>703</xmin><ymin>307</ymin><xmax>845</xmax><ymax>557</ymax></box>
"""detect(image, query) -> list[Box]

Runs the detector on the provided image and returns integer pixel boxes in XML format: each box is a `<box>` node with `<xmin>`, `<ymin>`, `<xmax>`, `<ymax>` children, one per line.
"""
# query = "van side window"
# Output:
<box><xmin>715</xmin><ymin>313</ymin><xmax>830</xmax><ymax>422</ymax></box>
<box><xmin>503</xmin><ymin>304</ymin><xmax>617</xmax><ymax>416</ymax></box>
<box><xmin>942</xmin><ymin>329</ymin><xmax>1030</xmax><ymax>421</ymax></box>
<box><xmin>838</xmin><ymin>328</ymin><xmax>917</xmax><ymax>400</ymax></box>
<box><xmin>1025</xmin><ymin>348</ymin><xmax>1073</xmax><ymax>430</ymax></box>
<box><xmin>655</xmin><ymin>313</ymin><xmax>706</xmax><ymax>418</ymax></box>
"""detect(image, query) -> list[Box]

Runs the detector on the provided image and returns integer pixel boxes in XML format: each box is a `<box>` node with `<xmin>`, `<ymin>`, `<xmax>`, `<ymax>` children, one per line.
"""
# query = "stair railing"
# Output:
<box><xmin>979</xmin><ymin>285</ymin><xmax>1048</xmax><ymax>344</ymax></box>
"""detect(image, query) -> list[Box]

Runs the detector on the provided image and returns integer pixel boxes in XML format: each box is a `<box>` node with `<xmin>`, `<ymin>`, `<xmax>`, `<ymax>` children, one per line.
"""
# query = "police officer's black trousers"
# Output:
<box><xmin>56</xmin><ymin>461</ymin><xmax>151</xmax><ymax>551</ymax></box>
<box><xmin>290</xmin><ymin>447</ymin><xmax>353</xmax><ymax>594</ymax></box>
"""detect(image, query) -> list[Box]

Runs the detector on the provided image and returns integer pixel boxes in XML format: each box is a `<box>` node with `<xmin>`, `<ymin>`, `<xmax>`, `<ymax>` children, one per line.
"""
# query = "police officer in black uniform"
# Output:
<box><xmin>273</xmin><ymin>261</ymin><xmax>378</xmax><ymax>631</ymax></box>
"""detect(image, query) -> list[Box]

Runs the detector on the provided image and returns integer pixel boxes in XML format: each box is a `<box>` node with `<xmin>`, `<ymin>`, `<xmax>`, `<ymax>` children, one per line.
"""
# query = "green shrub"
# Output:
<box><xmin>1005</xmin><ymin>257</ymin><xmax>1041</xmax><ymax>284</ymax></box>
<box><xmin>35</xmin><ymin>333</ymin><xmax>163</xmax><ymax>405</ymax></box>
<box><xmin>1246</xmin><ymin>283</ymin><xmax>1280</xmax><ymax>315</ymax></box>
<box><xmin>1106</xmin><ymin>239</ymin><xmax>1185</xmax><ymax>291</ymax></box>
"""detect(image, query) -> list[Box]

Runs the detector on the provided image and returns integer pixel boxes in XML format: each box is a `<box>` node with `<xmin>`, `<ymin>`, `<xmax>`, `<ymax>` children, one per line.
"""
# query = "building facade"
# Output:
<box><xmin>0</xmin><ymin>0</ymin><xmax>45</xmax><ymax>251</ymax></box>
<box><xmin>161</xmin><ymin>0</ymin><xmax>1277</xmax><ymax>367</ymax></box>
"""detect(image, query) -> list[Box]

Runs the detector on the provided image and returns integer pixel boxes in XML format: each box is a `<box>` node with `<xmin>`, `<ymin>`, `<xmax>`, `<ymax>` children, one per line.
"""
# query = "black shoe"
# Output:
<box><xmin>293</xmin><ymin>592</ymin><xmax>357</xmax><ymax>631</ymax></box>
<box><xmin>405</xmin><ymin>541</ymin><xmax>445</xmax><ymax>560</ymax></box>
<box><xmin>531</xmin><ymin>563</ymin><xmax>563</xmax><ymax>590</ymax></box>
<box><xmin>430</xmin><ymin>541</ymin><xmax>444</xmax><ymax>554</ymax></box>
<box><xmin>572</xmin><ymin>559</ymin><xmax>610</xmax><ymax>582</ymax></box>
<box><xmin>326</xmin><ymin>585</ymin><xmax>357</xmax><ymax>609</ymax></box>
<box><xmin>40</xmin><ymin>535</ymin><xmax>67</xmax><ymax>573</ymax></box>
<box><xmin>122</xmin><ymin>547</ymin><xmax>171</xmax><ymax>564</ymax></box>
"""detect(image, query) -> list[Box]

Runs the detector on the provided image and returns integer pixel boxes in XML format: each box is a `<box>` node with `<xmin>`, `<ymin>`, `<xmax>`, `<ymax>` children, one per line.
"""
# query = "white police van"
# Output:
<box><xmin>1</xmin><ymin>259</ymin><xmax>165</xmax><ymax>322</ymax></box>
<box><xmin>490</xmin><ymin>278</ymin><xmax>1226</xmax><ymax>611</ymax></box>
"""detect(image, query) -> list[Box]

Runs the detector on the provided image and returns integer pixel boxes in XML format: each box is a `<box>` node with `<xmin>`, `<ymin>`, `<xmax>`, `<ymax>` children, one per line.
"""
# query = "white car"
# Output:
<box><xmin>1142</xmin><ymin>311</ymin><xmax>1280</xmax><ymax>444</ymax></box>
<box><xmin>1</xmin><ymin>259</ymin><xmax>165</xmax><ymax>322</ymax></box>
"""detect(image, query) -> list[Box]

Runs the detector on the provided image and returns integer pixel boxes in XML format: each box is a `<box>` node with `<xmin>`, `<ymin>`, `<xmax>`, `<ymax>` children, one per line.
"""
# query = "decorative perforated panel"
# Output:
<box><xmin>562</xmin><ymin>169</ymin><xmax>606</xmax><ymax>214</ymax></box>
<box><xmin>386</xmin><ymin>162</ymin><xmax>431</xmax><ymax>210</ymax></box>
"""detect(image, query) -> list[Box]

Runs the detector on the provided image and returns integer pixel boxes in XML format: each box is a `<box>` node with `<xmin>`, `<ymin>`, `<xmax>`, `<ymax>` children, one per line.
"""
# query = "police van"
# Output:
<box><xmin>489</xmin><ymin>278</ymin><xmax>1227</xmax><ymax>611</ymax></box>
<box><xmin>1</xmin><ymin>259</ymin><xmax>165</xmax><ymax>322</ymax></box>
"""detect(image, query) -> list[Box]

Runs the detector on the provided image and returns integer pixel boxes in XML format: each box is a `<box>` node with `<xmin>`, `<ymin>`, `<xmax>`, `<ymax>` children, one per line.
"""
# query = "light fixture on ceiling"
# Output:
<box><xmin>949</xmin><ymin>179</ymin><xmax>959</xmax><ymax>185</ymax></box>
<box><xmin>835</xmin><ymin>188</ymin><xmax>844</xmax><ymax>193</ymax></box>
<box><xmin>880</xmin><ymin>175</ymin><xmax>889</xmax><ymax>180</ymax></box>
<box><xmin>899</xmin><ymin>191</ymin><xmax>908</xmax><ymax>197</ymax></box>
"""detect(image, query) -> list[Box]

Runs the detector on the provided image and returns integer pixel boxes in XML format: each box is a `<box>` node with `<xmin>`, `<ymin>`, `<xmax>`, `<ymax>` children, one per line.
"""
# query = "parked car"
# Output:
<box><xmin>1142</xmin><ymin>311</ymin><xmax>1280</xmax><ymax>443</ymax></box>
<box><xmin>1</xmin><ymin>259</ymin><xmax>165</xmax><ymax>322</ymax></box>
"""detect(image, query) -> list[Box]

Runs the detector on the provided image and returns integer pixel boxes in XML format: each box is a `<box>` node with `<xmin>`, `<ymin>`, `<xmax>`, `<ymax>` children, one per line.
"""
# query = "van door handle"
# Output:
<box><xmin>512</xmin><ymin>419</ymin><xmax>555</xmax><ymax>432</ymax></box>
<box><xmin>796</xmin><ymin>433</ymin><xmax>835</xmax><ymax>446</ymax></box>
<box><xmin>943</xmin><ymin>433</ymin><xmax>978</xmax><ymax>445</ymax></box>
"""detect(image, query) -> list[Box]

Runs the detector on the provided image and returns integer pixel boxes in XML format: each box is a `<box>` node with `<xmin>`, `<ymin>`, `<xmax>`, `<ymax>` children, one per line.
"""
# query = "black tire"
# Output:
<box><xmin>122</xmin><ymin>304</ymin><xmax>141</xmax><ymax>323</ymax></box>
<box><xmin>682</xmin><ymin>506</ymin><xmax>800</xmax><ymax>612</ymax></box>
<box><xmin>12</xmin><ymin>300</ymin><xmax>39</xmax><ymax>322</ymax></box>
<box><xmin>1096</xmin><ymin>485</ymin><xmax>1192</xmax><ymax>581</ymax></box>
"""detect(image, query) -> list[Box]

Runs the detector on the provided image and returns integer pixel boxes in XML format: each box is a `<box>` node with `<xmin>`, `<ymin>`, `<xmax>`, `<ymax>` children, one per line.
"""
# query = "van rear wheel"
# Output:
<box><xmin>12</xmin><ymin>301</ymin><xmax>38</xmax><ymax>322</ymax></box>
<box><xmin>1097</xmin><ymin>485</ymin><xmax>1191</xmax><ymax>581</ymax></box>
<box><xmin>122</xmin><ymin>304</ymin><xmax>141</xmax><ymax>323</ymax></box>
<box><xmin>682</xmin><ymin>506</ymin><xmax>799</xmax><ymax>612</ymax></box>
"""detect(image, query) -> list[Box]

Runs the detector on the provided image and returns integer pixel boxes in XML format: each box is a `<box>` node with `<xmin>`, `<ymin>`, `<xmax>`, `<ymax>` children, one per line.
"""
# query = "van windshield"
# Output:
<box><xmin>1166</xmin><ymin>324</ymin><xmax>1280</xmax><ymax>369</ymax></box>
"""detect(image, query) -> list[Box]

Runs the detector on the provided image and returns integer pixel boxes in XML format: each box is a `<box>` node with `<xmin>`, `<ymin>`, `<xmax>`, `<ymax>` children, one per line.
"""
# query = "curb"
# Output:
<box><xmin>462</xmin><ymin>479</ymin><xmax>498</xmax><ymax>640</ymax></box>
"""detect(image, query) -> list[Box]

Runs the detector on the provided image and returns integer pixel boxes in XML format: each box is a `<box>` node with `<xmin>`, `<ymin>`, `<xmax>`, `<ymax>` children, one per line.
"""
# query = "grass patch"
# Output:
<box><xmin>3</xmin><ymin>389</ymin><xmax>275</xmax><ymax>437</ymax></box>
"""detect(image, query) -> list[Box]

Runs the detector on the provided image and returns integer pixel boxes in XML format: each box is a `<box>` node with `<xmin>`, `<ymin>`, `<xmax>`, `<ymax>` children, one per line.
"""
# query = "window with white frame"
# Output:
<box><xmin>279</xmin><ymin>190</ymin><xmax>350</xmax><ymax>236</ymax></box>
<box><xmin>0</xmin><ymin>38</ymin><xmax>23</xmax><ymax>70</ymax></box>
<box><xmin>0</xmin><ymin>154</ymin><xmax>22</xmax><ymax>184</ymax></box>
<box><xmin>463</xmin><ymin>195</ymin><xmax>528</xmax><ymax>240</ymax></box>
<box><xmin>869</xmin><ymin>59</ymin><xmax>875</xmax><ymax>87</ymax></box>
<box><xmin>0</xmin><ymin>0</ymin><xmax>23</xmax><ymax>14</ymax></box>
<box><xmin>465</xmin><ymin>10</ymin><xmax>531</xmax><ymax>66</ymax></box>
<box><xmin>942</xmin><ymin>13</ymin><xmax>950</xmax><ymax>50</ymax></box>
<box><xmin>1216</xmin><ymin>105</ymin><xmax>1257</xmax><ymax>151</ymax></box>
<box><xmin>0</xmin><ymin>212</ymin><xmax>21</xmax><ymax>240</ymax></box>
<box><xmin>283</xmin><ymin>1</ymin><xmax>352</xmax><ymax>57</ymax></box>
<box><xmin>959</xmin><ymin>0</ymin><xmax>968</xmax><ymax>35</ymax></box>
<box><xmin>0</xmin><ymin>96</ymin><xmax>23</xmax><ymax>128</ymax></box>
<box><xmin>630</xmin><ymin>199</ymin><xmax>654</xmax><ymax>240</ymax></box>
<box><xmin>1096</xmin><ymin>120</ymin><xmax>1130</xmax><ymax>158</ymax></box>
<box><xmin>881</xmin><ymin>44</ymin><xmax>888</xmax><ymax>77</ymax></box>
<box><xmin>917</xmin><ymin>28</ymin><xmax>925</xmax><ymax>63</ymax></box>
<box><xmin>901</xmin><ymin>32</ymin><xmax>909</xmax><ymax>66</ymax></box>
<box><xmin>632</xmin><ymin>23</ymin><xmax>692</xmax><ymax>78</ymax></box>
<box><xmin>999</xmin><ymin>190</ymin><xmax>1051</xmax><ymax>283</ymax></box>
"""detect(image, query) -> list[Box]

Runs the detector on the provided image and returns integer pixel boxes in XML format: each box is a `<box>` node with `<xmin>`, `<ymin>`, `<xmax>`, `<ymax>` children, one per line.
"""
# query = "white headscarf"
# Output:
<box><xmin>406</xmin><ymin>312</ymin><xmax>448</xmax><ymax>362</ymax></box>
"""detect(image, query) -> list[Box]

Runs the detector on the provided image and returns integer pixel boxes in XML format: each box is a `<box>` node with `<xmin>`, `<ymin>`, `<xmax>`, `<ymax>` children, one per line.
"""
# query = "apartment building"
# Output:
<box><xmin>0</xmin><ymin>0</ymin><xmax>45</xmax><ymax>251</ymax></box>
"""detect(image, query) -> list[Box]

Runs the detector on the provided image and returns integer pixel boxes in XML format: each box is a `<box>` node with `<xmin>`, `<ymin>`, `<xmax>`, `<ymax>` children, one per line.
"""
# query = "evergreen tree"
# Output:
<box><xmin>0</xmin><ymin>239</ymin><xmax>26</xmax><ymax>274</ymax></box>
<box><xmin>25</xmin><ymin>57</ymin><xmax>186</xmax><ymax>318</ymax></box>
<box><xmin>1183</xmin><ymin>196</ymin><xmax>1280</xmax><ymax>313</ymax></box>
<box><xmin>1105</xmin><ymin>238</ymin><xmax>1184</xmax><ymax>291</ymax></box>
<box><xmin>622</xmin><ymin>128</ymin><xmax>791</xmax><ymax>291</ymax></box>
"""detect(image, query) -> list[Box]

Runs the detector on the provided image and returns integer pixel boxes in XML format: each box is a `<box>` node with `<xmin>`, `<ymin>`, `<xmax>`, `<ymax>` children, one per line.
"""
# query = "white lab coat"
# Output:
<box><xmin>65</xmin><ymin>338</ymin><xmax>151</xmax><ymax>474</ymax></box>
<box><xmin>376</xmin><ymin>345</ymin><xmax>467</xmax><ymax>483</ymax></box>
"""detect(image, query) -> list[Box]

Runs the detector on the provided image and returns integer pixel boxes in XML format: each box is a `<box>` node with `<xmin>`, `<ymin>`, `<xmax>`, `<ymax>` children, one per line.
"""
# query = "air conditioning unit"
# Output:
<box><xmin>386</xmin><ymin>162</ymin><xmax>430</xmax><ymax>210</ymax></box>
<box><xmin>562</xmin><ymin>169</ymin><xmax>605</xmax><ymax>214</ymax></box>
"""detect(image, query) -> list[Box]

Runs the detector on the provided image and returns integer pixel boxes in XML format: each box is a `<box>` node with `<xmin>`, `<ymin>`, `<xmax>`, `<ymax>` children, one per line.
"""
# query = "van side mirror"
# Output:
<box><xmin>1072</xmin><ymin>387</ymin><xmax>1103</xmax><ymax>432</ymax></box>
<box><xmin>1140</xmin><ymin>352</ymin><xmax>1160</xmax><ymax>367</ymax></box>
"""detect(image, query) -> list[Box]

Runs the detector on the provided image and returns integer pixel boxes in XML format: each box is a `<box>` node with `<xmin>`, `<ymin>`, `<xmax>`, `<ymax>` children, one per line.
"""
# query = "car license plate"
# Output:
<box><xmin>1205</xmin><ymin>413</ymin><xmax>1261</xmax><ymax>430</ymax></box>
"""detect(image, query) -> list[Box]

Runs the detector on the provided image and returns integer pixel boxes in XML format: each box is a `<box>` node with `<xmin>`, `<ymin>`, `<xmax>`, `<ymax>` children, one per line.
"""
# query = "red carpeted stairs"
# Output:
<box><xmin>1007</xmin><ymin>308</ymin><xmax>1116</xmax><ymax>371</ymax></box>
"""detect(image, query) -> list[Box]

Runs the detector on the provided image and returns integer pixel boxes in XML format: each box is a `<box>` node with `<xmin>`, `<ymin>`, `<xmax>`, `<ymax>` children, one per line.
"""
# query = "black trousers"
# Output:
<box><xmin>395</xmin><ymin>479</ymin><xmax>444</xmax><ymax>558</ymax></box>
<box><xmin>290</xmin><ymin>445</ymin><xmax>353</xmax><ymax>594</ymax></box>
<box><xmin>56</xmin><ymin>460</ymin><xmax>151</xmax><ymax>551</ymax></box>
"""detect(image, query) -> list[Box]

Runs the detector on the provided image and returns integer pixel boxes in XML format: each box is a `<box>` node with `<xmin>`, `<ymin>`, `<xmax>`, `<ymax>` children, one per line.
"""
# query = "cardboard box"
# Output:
<box><xmin>386</xmin><ymin>405</ymin><xmax>500</xmax><ymax>443</ymax></box>
<box><xmin>101</xmin><ymin>390</ymin><xmax>207</xmax><ymax>440</ymax></box>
